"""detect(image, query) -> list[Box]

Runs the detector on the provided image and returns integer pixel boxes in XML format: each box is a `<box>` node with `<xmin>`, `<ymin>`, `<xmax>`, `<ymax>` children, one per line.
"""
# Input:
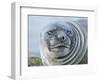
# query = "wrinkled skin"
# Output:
<box><xmin>40</xmin><ymin>20</ymin><xmax>87</xmax><ymax>65</ymax></box>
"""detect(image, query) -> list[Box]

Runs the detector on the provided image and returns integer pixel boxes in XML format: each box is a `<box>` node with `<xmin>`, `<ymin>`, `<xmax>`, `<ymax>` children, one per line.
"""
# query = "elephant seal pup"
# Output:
<box><xmin>40</xmin><ymin>20</ymin><xmax>87</xmax><ymax>65</ymax></box>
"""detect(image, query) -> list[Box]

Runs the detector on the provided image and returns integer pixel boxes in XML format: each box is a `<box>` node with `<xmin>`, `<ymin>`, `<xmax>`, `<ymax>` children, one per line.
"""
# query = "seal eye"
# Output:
<box><xmin>67</xmin><ymin>30</ymin><xmax>71</xmax><ymax>34</ymax></box>
<box><xmin>47</xmin><ymin>31</ymin><xmax>52</xmax><ymax>35</ymax></box>
<box><xmin>67</xmin><ymin>30</ymin><xmax>72</xmax><ymax>37</ymax></box>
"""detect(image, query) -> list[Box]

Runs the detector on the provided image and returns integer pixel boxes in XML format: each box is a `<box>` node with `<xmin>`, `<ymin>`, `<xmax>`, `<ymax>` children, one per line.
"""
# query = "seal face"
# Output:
<box><xmin>40</xmin><ymin>21</ymin><xmax>87</xmax><ymax>65</ymax></box>
<box><xmin>46</xmin><ymin>26</ymin><xmax>71</xmax><ymax>53</ymax></box>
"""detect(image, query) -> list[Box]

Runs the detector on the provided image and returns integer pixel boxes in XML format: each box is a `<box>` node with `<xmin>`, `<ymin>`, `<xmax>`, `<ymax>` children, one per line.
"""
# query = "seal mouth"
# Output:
<box><xmin>50</xmin><ymin>43</ymin><xmax>69</xmax><ymax>49</ymax></box>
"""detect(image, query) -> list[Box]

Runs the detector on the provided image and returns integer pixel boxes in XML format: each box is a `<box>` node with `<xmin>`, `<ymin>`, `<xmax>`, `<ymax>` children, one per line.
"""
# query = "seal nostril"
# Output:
<box><xmin>59</xmin><ymin>36</ymin><xmax>65</xmax><ymax>41</ymax></box>
<box><xmin>62</xmin><ymin>36</ymin><xmax>64</xmax><ymax>40</ymax></box>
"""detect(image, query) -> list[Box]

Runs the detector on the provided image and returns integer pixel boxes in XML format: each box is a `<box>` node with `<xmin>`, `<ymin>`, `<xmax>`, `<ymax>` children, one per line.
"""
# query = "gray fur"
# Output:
<box><xmin>40</xmin><ymin>20</ymin><xmax>87</xmax><ymax>65</ymax></box>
